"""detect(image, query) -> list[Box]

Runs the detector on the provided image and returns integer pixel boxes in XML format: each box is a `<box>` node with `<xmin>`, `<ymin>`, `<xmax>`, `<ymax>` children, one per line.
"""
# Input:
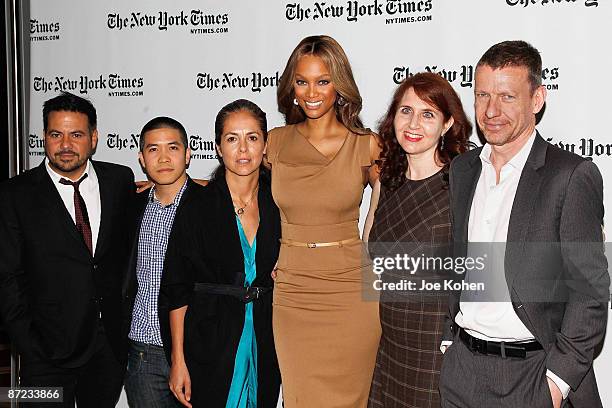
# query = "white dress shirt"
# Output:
<box><xmin>456</xmin><ymin>132</ymin><xmax>536</xmax><ymax>341</ymax></box>
<box><xmin>45</xmin><ymin>159</ymin><xmax>101</xmax><ymax>254</ymax></box>
<box><xmin>443</xmin><ymin>131</ymin><xmax>570</xmax><ymax>398</ymax></box>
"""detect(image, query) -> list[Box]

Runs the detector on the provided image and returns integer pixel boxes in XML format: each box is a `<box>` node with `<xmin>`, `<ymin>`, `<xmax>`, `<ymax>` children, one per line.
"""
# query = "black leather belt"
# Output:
<box><xmin>193</xmin><ymin>283</ymin><xmax>271</xmax><ymax>303</ymax></box>
<box><xmin>459</xmin><ymin>327</ymin><xmax>543</xmax><ymax>359</ymax></box>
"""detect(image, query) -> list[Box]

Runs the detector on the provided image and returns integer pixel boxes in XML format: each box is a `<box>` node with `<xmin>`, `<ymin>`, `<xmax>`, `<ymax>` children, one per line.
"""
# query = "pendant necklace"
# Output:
<box><xmin>232</xmin><ymin>184</ymin><xmax>259</xmax><ymax>216</ymax></box>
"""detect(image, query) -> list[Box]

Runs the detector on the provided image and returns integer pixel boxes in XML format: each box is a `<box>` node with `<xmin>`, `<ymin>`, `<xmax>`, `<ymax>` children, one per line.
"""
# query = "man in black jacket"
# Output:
<box><xmin>0</xmin><ymin>92</ymin><xmax>135</xmax><ymax>407</ymax></box>
<box><xmin>123</xmin><ymin>117</ymin><xmax>204</xmax><ymax>407</ymax></box>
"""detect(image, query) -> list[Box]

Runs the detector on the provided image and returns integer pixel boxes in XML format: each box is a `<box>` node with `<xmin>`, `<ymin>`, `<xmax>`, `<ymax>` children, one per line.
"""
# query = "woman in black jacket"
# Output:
<box><xmin>160</xmin><ymin>99</ymin><xmax>281</xmax><ymax>408</ymax></box>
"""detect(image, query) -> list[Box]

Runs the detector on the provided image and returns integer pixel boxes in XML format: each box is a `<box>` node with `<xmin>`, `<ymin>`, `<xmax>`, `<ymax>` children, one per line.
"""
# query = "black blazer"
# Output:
<box><xmin>161</xmin><ymin>174</ymin><xmax>281</xmax><ymax>408</ymax></box>
<box><xmin>445</xmin><ymin>133</ymin><xmax>609</xmax><ymax>407</ymax></box>
<box><xmin>0</xmin><ymin>160</ymin><xmax>135</xmax><ymax>368</ymax></box>
<box><xmin>122</xmin><ymin>177</ymin><xmax>205</xmax><ymax>348</ymax></box>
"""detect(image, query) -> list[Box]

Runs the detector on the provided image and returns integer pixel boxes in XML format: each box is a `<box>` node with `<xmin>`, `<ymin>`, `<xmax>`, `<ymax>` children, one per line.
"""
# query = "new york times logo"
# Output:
<box><xmin>392</xmin><ymin>65</ymin><xmax>560</xmax><ymax>90</ymax></box>
<box><xmin>30</xmin><ymin>19</ymin><xmax>60</xmax><ymax>42</ymax></box>
<box><xmin>394</xmin><ymin>65</ymin><xmax>474</xmax><ymax>87</ymax></box>
<box><xmin>189</xmin><ymin>136</ymin><xmax>218</xmax><ymax>160</ymax></box>
<box><xmin>546</xmin><ymin>138</ymin><xmax>612</xmax><ymax>160</ymax></box>
<box><xmin>285</xmin><ymin>0</ymin><xmax>433</xmax><ymax>23</ymax></box>
<box><xmin>33</xmin><ymin>74</ymin><xmax>144</xmax><ymax>97</ymax></box>
<box><xmin>107</xmin><ymin>133</ymin><xmax>140</xmax><ymax>151</ymax></box>
<box><xmin>105</xmin><ymin>133</ymin><xmax>216</xmax><ymax>159</ymax></box>
<box><xmin>28</xmin><ymin>134</ymin><xmax>45</xmax><ymax>157</ymax></box>
<box><xmin>541</xmin><ymin>67</ymin><xmax>560</xmax><ymax>91</ymax></box>
<box><xmin>507</xmin><ymin>0</ymin><xmax>598</xmax><ymax>7</ymax></box>
<box><xmin>107</xmin><ymin>10</ymin><xmax>229</xmax><ymax>34</ymax></box>
<box><xmin>196</xmin><ymin>72</ymin><xmax>280</xmax><ymax>93</ymax></box>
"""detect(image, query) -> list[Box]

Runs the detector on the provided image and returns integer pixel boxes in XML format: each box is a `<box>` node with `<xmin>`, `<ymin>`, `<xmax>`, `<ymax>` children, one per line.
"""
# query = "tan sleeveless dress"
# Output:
<box><xmin>268</xmin><ymin>124</ymin><xmax>381</xmax><ymax>408</ymax></box>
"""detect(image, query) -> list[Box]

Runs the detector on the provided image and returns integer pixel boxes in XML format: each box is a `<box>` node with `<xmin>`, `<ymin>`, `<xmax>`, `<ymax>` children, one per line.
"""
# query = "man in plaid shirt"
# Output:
<box><xmin>123</xmin><ymin>116</ymin><xmax>204</xmax><ymax>407</ymax></box>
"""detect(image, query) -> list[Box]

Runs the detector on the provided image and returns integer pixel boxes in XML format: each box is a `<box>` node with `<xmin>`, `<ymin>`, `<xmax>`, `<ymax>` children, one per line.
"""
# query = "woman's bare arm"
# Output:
<box><xmin>368</xmin><ymin>133</ymin><xmax>382</xmax><ymax>187</ymax></box>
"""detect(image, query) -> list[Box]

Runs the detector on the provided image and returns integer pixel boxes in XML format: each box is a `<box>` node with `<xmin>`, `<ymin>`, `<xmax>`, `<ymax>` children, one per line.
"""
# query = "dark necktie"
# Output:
<box><xmin>59</xmin><ymin>174</ymin><xmax>93</xmax><ymax>254</ymax></box>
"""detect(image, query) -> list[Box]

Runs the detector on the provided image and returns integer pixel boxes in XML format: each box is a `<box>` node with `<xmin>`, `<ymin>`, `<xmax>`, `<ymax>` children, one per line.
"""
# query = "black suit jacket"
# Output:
<box><xmin>122</xmin><ymin>177</ymin><xmax>205</xmax><ymax>348</ymax></box>
<box><xmin>445</xmin><ymin>133</ymin><xmax>609</xmax><ymax>407</ymax></box>
<box><xmin>161</xmin><ymin>174</ymin><xmax>281</xmax><ymax>408</ymax></box>
<box><xmin>0</xmin><ymin>160</ymin><xmax>135</xmax><ymax>368</ymax></box>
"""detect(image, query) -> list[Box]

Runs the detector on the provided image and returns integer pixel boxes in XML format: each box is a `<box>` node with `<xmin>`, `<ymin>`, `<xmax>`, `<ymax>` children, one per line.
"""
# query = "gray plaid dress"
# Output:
<box><xmin>368</xmin><ymin>169</ymin><xmax>451</xmax><ymax>408</ymax></box>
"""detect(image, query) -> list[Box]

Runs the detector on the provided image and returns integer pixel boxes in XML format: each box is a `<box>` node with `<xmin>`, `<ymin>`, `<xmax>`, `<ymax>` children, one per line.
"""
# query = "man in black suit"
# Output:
<box><xmin>0</xmin><ymin>92</ymin><xmax>135</xmax><ymax>407</ymax></box>
<box><xmin>123</xmin><ymin>117</ymin><xmax>203</xmax><ymax>408</ymax></box>
<box><xmin>439</xmin><ymin>41</ymin><xmax>609</xmax><ymax>407</ymax></box>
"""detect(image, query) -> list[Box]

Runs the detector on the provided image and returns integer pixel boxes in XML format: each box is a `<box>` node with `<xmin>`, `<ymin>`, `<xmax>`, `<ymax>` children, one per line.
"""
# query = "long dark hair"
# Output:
<box><xmin>211</xmin><ymin>99</ymin><xmax>270</xmax><ymax>182</ymax></box>
<box><xmin>276</xmin><ymin>35</ymin><xmax>368</xmax><ymax>135</ymax></box>
<box><xmin>379</xmin><ymin>73</ymin><xmax>472</xmax><ymax>192</ymax></box>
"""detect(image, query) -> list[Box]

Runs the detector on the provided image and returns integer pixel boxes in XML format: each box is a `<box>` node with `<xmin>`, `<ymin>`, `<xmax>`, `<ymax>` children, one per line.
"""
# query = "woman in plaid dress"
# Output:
<box><xmin>364</xmin><ymin>73</ymin><xmax>471</xmax><ymax>408</ymax></box>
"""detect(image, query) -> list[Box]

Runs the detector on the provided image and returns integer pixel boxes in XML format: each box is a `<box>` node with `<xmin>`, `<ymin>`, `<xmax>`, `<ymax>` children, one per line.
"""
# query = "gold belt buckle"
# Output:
<box><xmin>307</xmin><ymin>242</ymin><xmax>317</xmax><ymax>248</ymax></box>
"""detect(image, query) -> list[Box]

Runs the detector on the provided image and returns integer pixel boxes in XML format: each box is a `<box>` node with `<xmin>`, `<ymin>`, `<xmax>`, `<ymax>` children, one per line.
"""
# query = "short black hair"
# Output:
<box><xmin>477</xmin><ymin>40</ymin><xmax>542</xmax><ymax>92</ymax></box>
<box><xmin>139</xmin><ymin>116</ymin><xmax>188</xmax><ymax>152</ymax></box>
<box><xmin>43</xmin><ymin>91</ymin><xmax>97</xmax><ymax>132</ymax></box>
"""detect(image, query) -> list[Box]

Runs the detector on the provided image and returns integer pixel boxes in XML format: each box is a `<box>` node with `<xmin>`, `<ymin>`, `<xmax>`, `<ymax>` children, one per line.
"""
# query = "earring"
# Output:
<box><xmin>337</xmin><ymin>95</ymin><xmax>346</xmax><ymax>106</ymax></box>
<box><xmin>440</xmin><ymin>134</ymin><xmax>445</xmax><ymax>150</ymax></box>
<box><xmin>293</xmin><ymin>98</ymin><xmax>298</xmax><ymax>106</ymax></box>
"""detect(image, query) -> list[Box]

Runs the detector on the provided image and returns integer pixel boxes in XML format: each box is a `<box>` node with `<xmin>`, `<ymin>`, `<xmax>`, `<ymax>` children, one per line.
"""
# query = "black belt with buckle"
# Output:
<box><xmin>459</xmin><ymin>327</ymin><xmax>543</xmax><ymax>359</ymax></box>
<box><xmin>194</xmin><ymin>283</ymin><xmax>271</xmax><ymax>303</ymax></box>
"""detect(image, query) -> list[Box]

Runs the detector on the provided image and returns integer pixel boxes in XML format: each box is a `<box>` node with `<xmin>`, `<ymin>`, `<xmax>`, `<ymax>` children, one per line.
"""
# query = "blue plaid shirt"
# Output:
<box><xmin>128</xmin><ymin>180</ymin><xmax>188</xmax><ymax>346</ymax></box>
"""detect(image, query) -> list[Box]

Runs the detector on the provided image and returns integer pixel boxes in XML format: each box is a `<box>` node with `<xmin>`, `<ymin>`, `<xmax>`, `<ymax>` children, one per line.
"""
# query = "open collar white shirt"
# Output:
<box><xmin>456</xmin><ymin>131</ymin><xmax>536</xmax><ymax>342</ymax></box>
<box><xmin>450</xmin><ymin>130</ymin><xmax>570</xmax><ymax>398</ymax></box>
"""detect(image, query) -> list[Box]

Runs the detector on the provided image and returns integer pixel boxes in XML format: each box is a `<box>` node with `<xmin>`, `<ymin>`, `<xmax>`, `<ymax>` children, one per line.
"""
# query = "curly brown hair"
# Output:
<box><xmin>277</xmin><ymin>35</ymin><xmax>368</xmax><ymax>135</ymax></box>
<box><xmin>379</xmin><ymin>72</ymin><xmax>472</xmax><ymax>192</ymax></box>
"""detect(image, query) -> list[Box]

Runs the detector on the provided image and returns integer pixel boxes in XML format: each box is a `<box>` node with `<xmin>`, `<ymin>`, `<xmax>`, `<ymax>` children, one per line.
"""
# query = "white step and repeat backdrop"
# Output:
<box><xmin>27</xmin><ymin>0</ymin><xmax>611</xmax><ymax>406</ymax></box>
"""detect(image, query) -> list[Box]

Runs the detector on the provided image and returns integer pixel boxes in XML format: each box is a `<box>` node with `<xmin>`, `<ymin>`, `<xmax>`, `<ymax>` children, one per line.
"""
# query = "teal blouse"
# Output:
<box><xmin>225</xmin><ymin>217</ymin><xmax>258</xmax><ymax>408</ymax></box>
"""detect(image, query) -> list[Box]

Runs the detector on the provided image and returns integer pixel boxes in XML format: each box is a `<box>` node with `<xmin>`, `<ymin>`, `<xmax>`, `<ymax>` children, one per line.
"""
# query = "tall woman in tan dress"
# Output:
<box><xmin>267</xmin><ymin>35</ymin><xmax>381</xmax><ymax>407</ymax></box>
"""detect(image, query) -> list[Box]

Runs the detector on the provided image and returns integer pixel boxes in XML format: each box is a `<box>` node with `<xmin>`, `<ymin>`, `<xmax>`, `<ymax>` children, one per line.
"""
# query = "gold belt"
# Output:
<box><xmin>279</xmin><ymin>237</ymin><xmax>360</xmax><ymax>248</ymax></box>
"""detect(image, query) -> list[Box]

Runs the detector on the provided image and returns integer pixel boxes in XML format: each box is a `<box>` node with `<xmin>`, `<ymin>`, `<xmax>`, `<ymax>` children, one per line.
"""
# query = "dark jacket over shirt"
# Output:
<box><xmin>0</xmin><ymin>160</ymin><xmax>134</xmax><ymax>368</ymax></box>
<box><xmin>161</xmin><ymin>174</ymin><xmax>281</xmax><ymax>408</ymax></box>
<box><xmin>122</xmin><ymin>177</ymin><xmax>205</xmax><ymax>349</ymax></box>
<box><xmin>444</xmin><ymin>133</ymin><xmax>609</xmax><ymax>407</ymax></box>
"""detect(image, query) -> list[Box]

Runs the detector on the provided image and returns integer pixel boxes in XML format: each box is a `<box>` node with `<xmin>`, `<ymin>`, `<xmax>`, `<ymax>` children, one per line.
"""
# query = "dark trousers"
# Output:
<box><xmin>19</xmin><ymin>326</ymin><xmax>124</xmax><ymax>408</ymax></box>
<box><xmin>124</xmin><ymin>340</ymin><xmax>181</xmax><ymax>408</ymax></box>
<box><xmin>439</xmin><ymin>334</ymin><xmax>558</xmax><ymax>408</ymax></box>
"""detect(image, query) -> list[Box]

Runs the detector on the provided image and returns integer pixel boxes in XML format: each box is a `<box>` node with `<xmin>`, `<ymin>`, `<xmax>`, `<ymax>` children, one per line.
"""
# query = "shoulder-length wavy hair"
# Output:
<box><xmin>379</xmin><ymin>72</ymin><xmax>472</xmax><ymax>192</ymax></box>
<box><xmin>277</xmin><ymin>35</ymin><xmax>368</xmax><ymax>135</ymax></box>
